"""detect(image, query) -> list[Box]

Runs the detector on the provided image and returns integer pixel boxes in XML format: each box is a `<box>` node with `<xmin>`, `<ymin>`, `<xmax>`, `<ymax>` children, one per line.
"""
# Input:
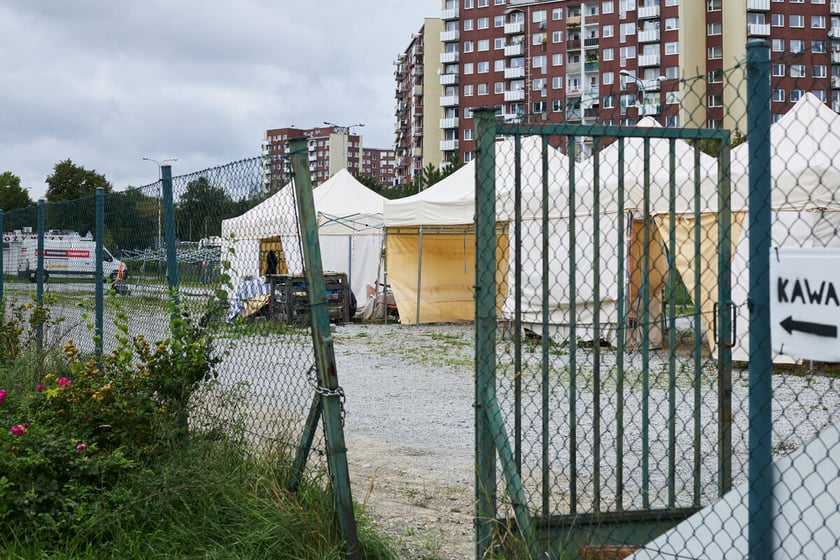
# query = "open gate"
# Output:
<box><xmin>472</xmin><ymin>109</ymin><xmax>734</xmax><ymax>558</ymax></box>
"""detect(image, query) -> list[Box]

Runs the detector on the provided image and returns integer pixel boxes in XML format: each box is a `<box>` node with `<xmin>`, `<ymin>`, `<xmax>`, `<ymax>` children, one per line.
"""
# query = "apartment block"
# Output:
<box><xmin>261</xmin><ymin>125</ymin><xmax>365</xmax><ymax>188</ymax></box>
<box><xmin>394</xmin><ymin>19</ymin><xmax>445</xmax><ymax>186</ymax></box>
<box><xmin>394</xmin><ymin>0</ymin><xmax>840</xmax><ymax>167</ymax></box>
<box><xmin>361</xmin><ymin>147</ymin><xmax>399</xmax><ymax>187</ymax></box>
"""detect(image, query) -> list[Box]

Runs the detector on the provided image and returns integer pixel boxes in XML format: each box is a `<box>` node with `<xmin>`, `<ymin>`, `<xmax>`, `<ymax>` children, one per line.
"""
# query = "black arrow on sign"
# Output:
<box><xmin>780</xmin><ymin>316</ymin><xmax>838</xmax><ymax>338</ymax></box>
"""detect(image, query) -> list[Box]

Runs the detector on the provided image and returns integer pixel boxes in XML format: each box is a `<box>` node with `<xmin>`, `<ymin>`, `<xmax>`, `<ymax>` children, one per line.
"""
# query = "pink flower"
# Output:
<box><xmin>57</xmin><ymin>377</ymin><xmax>71</xmax><ymax>388</ymax></box>
<box><xmin>36</xmin><ymin>384</ymin><xmax>43</xmax><ymax>392</ymax></box>
<box><xmin>10</xmin><ymin>424</ymin><xmax>26</xmax><ymax>436</ymax></box>
<box><xmin>0</xmin><ymin>389</ymin><xmax>6</xmax><ymax>404</ymax></box>
<box><xmin>76</xmin><ymin>443</ymin><xmax>86</xmax><ymax>452</ymax></box>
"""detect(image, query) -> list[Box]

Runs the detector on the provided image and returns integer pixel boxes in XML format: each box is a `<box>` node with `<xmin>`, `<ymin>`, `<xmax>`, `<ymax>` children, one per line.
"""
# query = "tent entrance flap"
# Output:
<box><xmin>260</xmin><ymin>237</ymin><xmax>288</xmax><ymax>276</ymax></box>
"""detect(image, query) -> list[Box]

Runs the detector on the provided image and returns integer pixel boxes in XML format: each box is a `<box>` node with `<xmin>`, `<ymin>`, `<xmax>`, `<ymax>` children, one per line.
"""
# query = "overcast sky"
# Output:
<box><xmin>0</xmin><ymin>1</ymin><xmax>437</xmax><ymax>201</ymax></box>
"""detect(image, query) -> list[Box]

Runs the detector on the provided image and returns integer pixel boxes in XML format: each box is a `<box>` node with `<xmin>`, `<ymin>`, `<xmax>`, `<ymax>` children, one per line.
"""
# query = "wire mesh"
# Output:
<box><xmin>476</xmin><ymin>44</ymin><xmax>840</xmax><ymax>558</ymax></box>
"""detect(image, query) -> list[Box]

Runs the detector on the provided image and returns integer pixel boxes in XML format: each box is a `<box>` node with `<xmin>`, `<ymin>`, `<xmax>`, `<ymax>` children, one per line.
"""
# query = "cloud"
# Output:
<box><xmin>0</xmin><ymin>0</ymin><xmax>434</xmax><ymax>200</ymax></box>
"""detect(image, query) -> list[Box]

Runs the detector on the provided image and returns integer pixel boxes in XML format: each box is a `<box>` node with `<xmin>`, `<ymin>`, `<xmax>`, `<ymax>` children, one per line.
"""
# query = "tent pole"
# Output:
<box><xmin>415</xmin><ymin>225</ymin><xmax>423</xmax><ymax>325</ymax></box>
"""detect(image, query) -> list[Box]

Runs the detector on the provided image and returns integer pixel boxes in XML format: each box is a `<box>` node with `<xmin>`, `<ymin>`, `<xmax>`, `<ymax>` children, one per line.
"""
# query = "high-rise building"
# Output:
<box><xmin>394</xmin><ymin>0</ymin><xmax>840</xmax><ymax>166</ymax></box>
<box><xmin>394</xmin><ymin>19</ymin><xmax>445</xmax><ymax>186</ymax></box>
<box><xmin>361</xmin><ymin>147</ymin><xmax>399</xmax><ymax>187</ymax></box>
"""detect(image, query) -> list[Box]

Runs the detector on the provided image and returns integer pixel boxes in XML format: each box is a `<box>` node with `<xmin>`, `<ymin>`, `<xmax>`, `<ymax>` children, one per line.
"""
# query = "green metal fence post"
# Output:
<box><xmin>36</xmin><ymin>200</ymin><xmax>45</xmax><ymax>351</ymax></box>
<box><xmin>161</xmin><ymin>164</ymin><xmax>179</xmax><ymax>310</ymax></box>
<box><xmin>473</xmin><ymin>107</ymin><xmax>499</xmax><ymax>559</ymax></box>
<box><xmin>747</xmin><ymin>39</ymin><xmax>773</xmax><ymax>560</ymax></box>
<box><xmin>288</xmin><ymin>137</ymin><xmax>359</xmax><ymax>559</ymax></box>
<box><xmin>95</xmin><ymin>187</ymin><xmax>104</xmax><ymax>366</ymax></box>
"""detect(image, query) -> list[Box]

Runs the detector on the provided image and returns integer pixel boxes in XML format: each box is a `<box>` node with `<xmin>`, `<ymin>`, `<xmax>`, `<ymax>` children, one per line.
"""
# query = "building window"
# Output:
<box><xmin>665</xmin><ymin>18</ymin><xmax>679</xmax><ymax>31</ymax></box>
<box><xmin>533</xmin><ymin>55</ymin><xmax>546</xmax><ymax>68</ymax></box>
<box><xmin>463</xmin><ymin>18</ymin><xmax>474</xmax><ymax>31</ymax></box>
<box><xmin>665</xmin><ymin>0</ymin><xmax>678</xmax><ymax>5</ymax></box>
<box><xmin>494</xmin><ymin>37</ymin><xmax>505</xmax><ymax>50</ymax></box>
<box><xmin>494</xmin><ymin>81</ymin><xmax>505</xmax><ymax>94</ymax></box>
<box><xmin>552</xmin><ymin>7</ymin><xmax>563</xmax><ymax>20</ymax></box>
<box><xmin>603</xmin><ymin>1</ymin><xmax>615</xmax><ymax>14</ymax></box>
<box><xmin>477</xmin><ymin>0</ymin><xmax>488</xmax><ymax>7</ymax></box>
<box><xmin>603</xmin><ymin>24</ymin><xmax>614</xmax><ymax>38</ymax></box>
<box><xmin>708</xmin><ymin>119</ymin><xmax>723</xmax><ymax>129</ymax></box>
<box><xmin>464</xmin><ymin>41</ymin><xmax>474</xmax><ymax>53</ymax></box>
<box><xmin>707</xmin><ymin>0</ymin><xmax>721</xmax><ymax>10</ymax></box>
<box><xmin>665</xmin><ymin>42</ymin><xmax>679</xmax><ymax>55</ymax></box>
<box><xmin>772</xmin><ymin>39</ymin><xmax>784</xmax><ymax>52</ymax></box>
<box><xmin>772</xmin><ymin>64</ymin><xmax>785</xmax><ymax>77</ymax></box>
<box><xmin>552</xmin><ymin>31</ymin><xmax>563</xmax><ymax>43</ymax></box>
<box><xmin>533</xmin><ymin>78</ymin><xmax>547</xmax><ymax>91</ymax></box>
<box><xmin>603</xmin><ymin>95</ymin><xmax>615</xmax><ymax>108</ymax></box>
<box><xmin>813</xmin><ymin>40</ymin><xmax>827</xmax><ymax>53</ymax></box>
<box><xmin>477</xmin><ymin>61</ymin><xmax>490</xmax><ymax>73</ymax></box>
<box><xmin>533</xmin><ymin>10</ymin><xmax>547</xmax><ymax>23</ymax></box>
<box><xmin>666</xmin><ymin>90</ymin><xmax>680</xmax><ymax>104</ymax></box>
<box><xmin>812</xmin><ymin>89</ymin><xmax>826</xmax><ymax>102</ymax></box>
<box><xmin>707</xmin><ymin>22</ymin><xmax>721</xmax><ymax>35</ymax></box>
<box><xmin>464</xmin><ymin>84</ymin><xmax>474</xmax><ymax>96</ymax></box>
<box><xmin>708</xmin><ymin>94</ymin><xmax>722</xmax><ymax>107</ymax></box>
<box><xmin>813</xmin><ymin>65</ymin><xmax>827</xmax><ymax>78</ymax></box>
<box><xmin>465</xmin><ymin>0</ymin><xmax>473</xmax><ymax>8</ymax></box>
<box><xmin>552</xmin><ymin>53</ymin><xmax>563</xmax><ymax>66</ymax></box>
<box><xmin>772</xmin><ymin>89</ymin><xmax>785</xmax><ymax>102</ymax></box>
<box><xmin>602</xmin><ymin>71</ymin><xmax>614</xmax><ymax>85</ymax></box>
<box><xmin>790</xmin><ymin>39</ymin><xmax>806</xmax><ymax>53</ymax></box>
<box><xmin>533</xmin><ymin>33</ymin><xmax>547</xmax><ymax>46</ymax></box>
<box><xmin>477</xmin><ymin>17</ymin><xmax>489</xmax><ymax>29</ymax></box>
<box><xmin>478</xmin><ymin>39</ymin><xmax>490</xmax><ymax>51</ymax></box>
<box><xmin>532</xmin><ymin>101</ymin><xmax>547</xmax><ymax>113</ymax></box>
<box><xmin>463</xmin><ymin>62</ymin><xmax>474</xmax><ymax>74</ymax></box>
<box><xmin>665</xmin><ymin>66</ymin><xmax>679</xmax><ymax>80</ymax></box>
<box><xmin>494</xmin><ymin>59</ymin><xmax>505</xmax><ymax>71</ymax></box>
<box><xmin>552</xmin><ymin>76</ymin><xmax>563</xmax><ymax>89</ymax></box>
<box><xmin>477</xmin><ymin>83</ymin><xmax>489</xmax><ymax>95</ymax></box>
<box><xmin>552</xmin><ymin>99</ymin><xmax>563</xmax><ymax>112</ymax></box>
<box><xmin>708</xmin><ymin>46</ymin><xmax>722</xmax><ymax>59</ymax></box>
<box><xmin>603</xmin><ymin>47</ymin><xmax>614</xmax><ymax>61</ymax></box>
<box><xmin>494</xmin><ymin>15</ymin><xmax>505</xmax><ymax>27</ymax></box>
<box><xmin>708</xmin><ymin>69</ymin><xmax>723</xmax><ymax>83</ymax></box>
<box><xmin>812</xmin><ymin>15</ymin><xmax>826</xmax><ymax>29</ymax></box>
<box><xmin>790</xmin><ymin>64</ymin><xmax>806</xmax><ymax>78</ymax></box>
<box><xmin>771</xmin><ymin>13</ymin><xmax>784</xmax><ymax>27</ymax></box>
<box><xmin>790</xmin><ymin>15</ymin><xmax>804</xmax><ymax>28</ymax></box>
<box><xmin>790</xmin><ymin>89</ymin><xmax>804</xmax><ymax>102</ymax></box>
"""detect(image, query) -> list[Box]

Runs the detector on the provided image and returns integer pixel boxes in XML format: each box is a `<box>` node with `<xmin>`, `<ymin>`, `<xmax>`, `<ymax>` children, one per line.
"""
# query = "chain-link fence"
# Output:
<box><xmin>1</xmin><ymin>152</ymin><xmax>361</xmax><ymax>552</ymax></box>
<box><xmin>474</xmin><ymin>41</ymin><xmax>840</xmax><ymax>559</ymax></box>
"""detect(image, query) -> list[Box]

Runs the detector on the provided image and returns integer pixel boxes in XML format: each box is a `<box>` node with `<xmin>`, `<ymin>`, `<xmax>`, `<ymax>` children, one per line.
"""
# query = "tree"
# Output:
<box><xmin>175</xmin><ymin>176</ymin><xmax>239</xmax><ymax>241</ymax></box>
<box><xmin>45</xmin><ymin>160</ymin><xmax>112</xmax><ymax>202</ymax></box>
<box><xmin>0</xmin><ymin>171</ymin><xmax>33</xmax><ymax>211</ymax></box>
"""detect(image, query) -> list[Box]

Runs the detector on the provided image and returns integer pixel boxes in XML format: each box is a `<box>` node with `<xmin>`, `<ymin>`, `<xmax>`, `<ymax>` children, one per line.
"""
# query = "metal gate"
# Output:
<box><xmin>472</xmin><ymin>110</ymin><xmax>734</xmax><ymax>558</ymax></box>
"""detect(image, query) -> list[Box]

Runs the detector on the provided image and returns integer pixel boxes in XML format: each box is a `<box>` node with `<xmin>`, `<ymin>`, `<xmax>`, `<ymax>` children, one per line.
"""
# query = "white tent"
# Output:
<box><xmin>382</xmin><ymin>136</ymin><xmax>560</xmax><ymax>324</ymax></box>
<box><xmin>726</xmin><ymin>93</ymin><xmax>840</xmax><ymax>363</ymax></box>
<box><xmin>498</xmin><ymin>119</ymin><xmax>721</xmax><ymax>346</ymax></box>
<box><xmin>220</xmin><ymin>168</ymin><xmax>386</xmax><ymax>311</ymax></box>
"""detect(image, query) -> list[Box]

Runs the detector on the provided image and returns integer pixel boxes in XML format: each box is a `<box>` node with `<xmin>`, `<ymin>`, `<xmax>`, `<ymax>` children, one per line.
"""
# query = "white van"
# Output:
<box><xmin>17</xmin><ymin>231</ymin><xmax>127</xmax><ymax>282</ymax></box>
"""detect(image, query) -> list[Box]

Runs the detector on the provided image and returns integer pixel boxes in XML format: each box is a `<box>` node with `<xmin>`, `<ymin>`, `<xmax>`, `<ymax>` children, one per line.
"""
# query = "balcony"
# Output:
<box><xmin>567</xmin><ymin>87</ymin><xmax>583</xmax><ymax>96</ymax></box>
<box><xmin>832</xmin><ymin>1</ymin><xmax>840</xmax><ymax>14</ymax></box>
<box><xmin>504</xmin><ymin>66</ymin><xmax>525</xmax><ymax>79</ymax></box>
<box><xmin>833</xmin><ymin>76</ymin><xmax>840</xmax><ymax>88</ymax></box>
<box><xmin>440</xmin><ymin>29</ymin><xmax>460</xmax><ymax>42</ymax></box>
<box><xmin>567</xmin><ymin>15</ymin><xmax>581</xmax><ymax>27</ymax></box>
<box><xmin>747</xmin><ymin>23</ymin><xmax>770</xmax><ymax>36</ymax></box>
<box><xmin>413</xmin><ymin>66</ymin><xmax>423</xmax><ymax>77</ymax></box>
<box><xmin>638</xmin><ymin>53</ymin><xmax>661</xmax><ymax>66</ymax></box>
<box><xmin>638</xmin><ymin>5</ymin><xmax>660</xmax><ymax>18</ymax></box>
<box><xmin>413</xmin><ymin>127</ymin><xmax>423</xmax><ymax>137</ymax></box>
<box><xmin>644</xmin><ymin>78</ymin><xmax>662</xmax><ymax>91</ymax></box>
<box><xmin>832</xmin><ymin>27</ymin><xmax>840</xmax><ymax>40</ymax></box>
<box><xmin>583</xmin><ymin>37</ymin><xmax>600</xmax><ymax>48</ymax></box>
<box><xmin>440</xmin><ymin>73</ymin><xmax>458</xmax><ymax>85</ymax></box>
<box><xmin>501</xmin><ymin>112</ymin><xmax>523</xmax><ymax>122</ymax></box>
<box><xmin>832</xmin><ymin>52</ymin><xmax>840</xmax><ymax>64</ymax></box>
<box><xmin>566</xmin><ymin>109</ymin><xmax>582</xmax><ymax>121</ymax></box>
<box><xmin>747</xmin><ymin>0</ymin><xmax>770</xmax><ymax>10</ymax></box>
<box><xmin>441</xmin><ymin>7</ymin><xmax>459</xmax><ymax>20</ymax></box>
<box><xmin>584</xmin><ymin>61</ymin><xmax>600</xmax><ymax>72</ymax></box>
<box><xmin>504</xmin><ymin>43</ymin><xmax>524</xmax><ymax>56</ymax></box>
<box><xmin>504</xmin><ymin>89</ymin><xmax>525</xmax><ymax>101</ymax></box>
<box><xmin>440</xmin><ymin>117</ymin><xmax>460</xmax><ymax>129</ymax></box>
<box><xmin>440</xmin><ymin>94</ymin><xmax>460</xmax><ymax>106</ymax></box>
<box><xmin>639</xmin><ymin>103</ymin><xmax>662</xmax><ymax>116</ymax></box>
<box><xmin>413</xmin><ymin>85</ymin><xmax>423</xmax><ymax>96</ymax></box>
<box><xmin>413</xmin><ymin>147</ymin><xmax>423</xmax><ymax>157</ymax></box>
<box><xmin>440</xmin><ymin>139</ymin><xmax>459</xmax><ymax>151</ymax></box>
<box><xmin>834</xmin><ymin>101</ymin><xmax>840</xmax><ymax>113</ymax></box>
<box><xmin>505</xmin><ymin>21</ymin><xmax>525</xmax><ymax>34</ymax></box>
<box><xmin>567</xmin><ymin>39</ymin><xmax>582</xmax><ymax>50</ymax></box>
<box><xmin>638</xmin><ymin>29</ymin><xmax>660</xmax><ymax>42</ymax></box>
<box><xmin>440</xmin><ymin>51</ymin><xmax>459</xmax><ymax>63</ymax></box>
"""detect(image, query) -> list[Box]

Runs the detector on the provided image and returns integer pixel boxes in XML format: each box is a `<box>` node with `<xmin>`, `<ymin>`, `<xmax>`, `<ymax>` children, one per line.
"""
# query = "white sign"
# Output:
<box><xmin>770</xmin><ymin>247</ymin><xmax>840</xmax><ymax>361</ymax></box>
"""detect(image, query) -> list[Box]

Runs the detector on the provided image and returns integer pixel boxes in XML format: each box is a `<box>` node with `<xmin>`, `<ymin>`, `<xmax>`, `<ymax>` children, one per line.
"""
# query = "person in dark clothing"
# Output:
<box><xmin>265</xmin><ymin>250</ymin><xmax>278</xmax><ymax>276</ymax></box>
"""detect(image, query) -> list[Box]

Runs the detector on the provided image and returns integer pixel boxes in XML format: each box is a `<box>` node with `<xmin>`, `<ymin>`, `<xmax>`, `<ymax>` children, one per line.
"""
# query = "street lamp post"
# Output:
<box><xmin>323</xmin><ymin>121</ymin><xmax>364</xmax><ymax>172</ymax></box>
<box><xmin>620</xmin><ymin>70</ymin><xmax>647</xmax><ymax>117</ymax></box>
<box><xmin>141</xmin><ymin>157</ymin><xmax>177</xmax><ymax>251</ymax></box>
